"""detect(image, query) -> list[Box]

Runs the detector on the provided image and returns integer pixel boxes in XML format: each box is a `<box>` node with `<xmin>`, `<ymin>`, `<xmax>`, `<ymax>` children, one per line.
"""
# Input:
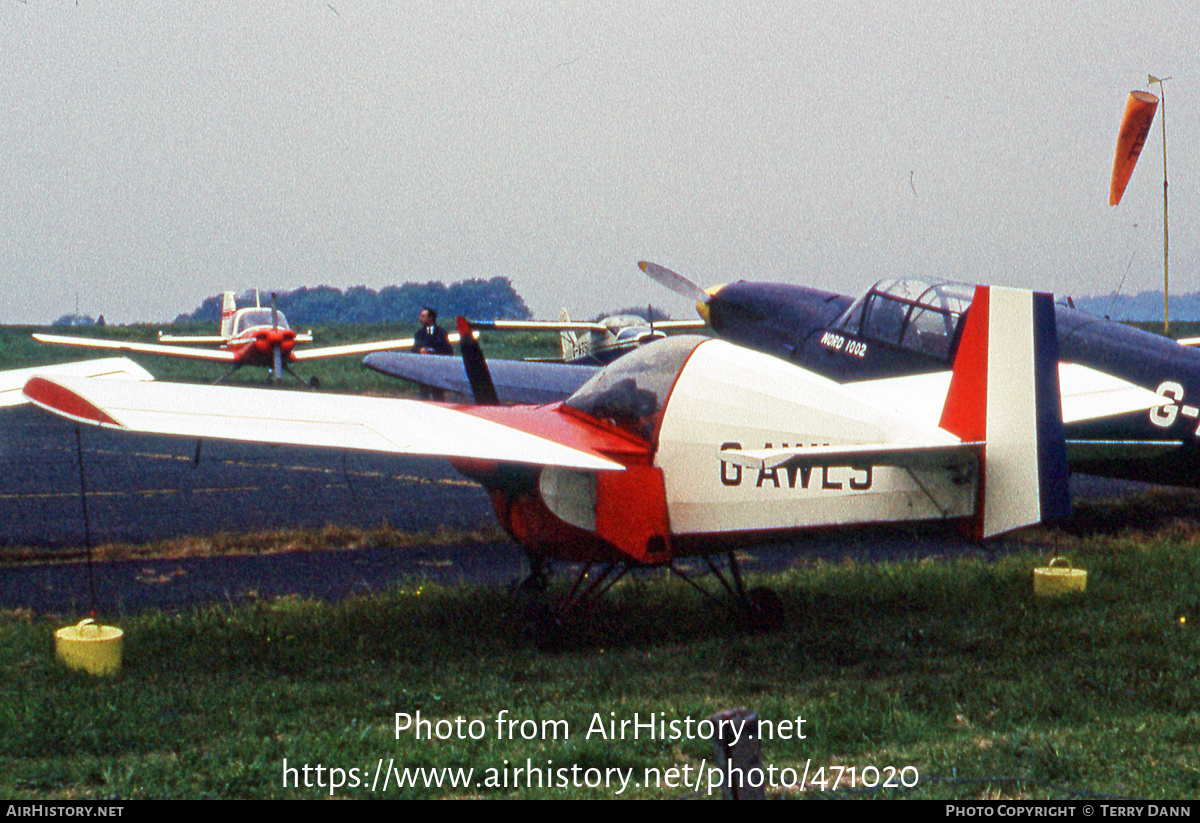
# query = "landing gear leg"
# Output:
<box><xmin>671</xmin><ymin>551</ymin><xmax>785</xmax><ymax>632</ymax></box>
<box><xmin>516</xmin><ymin>556</ymin><xmax>551</xmax><ymax>596</ymax></box>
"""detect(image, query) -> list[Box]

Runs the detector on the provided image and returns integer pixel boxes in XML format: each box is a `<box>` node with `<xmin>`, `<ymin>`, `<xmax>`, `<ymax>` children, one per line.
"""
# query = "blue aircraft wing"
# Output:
<box><xmin>363</xmin><ymin>351</ymin><xmax>597</xmax><ymax>405</ymax></box>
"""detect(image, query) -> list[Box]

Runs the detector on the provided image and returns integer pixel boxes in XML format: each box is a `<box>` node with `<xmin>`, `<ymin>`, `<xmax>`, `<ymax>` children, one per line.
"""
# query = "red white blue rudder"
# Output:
<box><xmin>939</xmin><ymin>286</ymin><xmax>1069</xmax><ymax>538</ymax></box>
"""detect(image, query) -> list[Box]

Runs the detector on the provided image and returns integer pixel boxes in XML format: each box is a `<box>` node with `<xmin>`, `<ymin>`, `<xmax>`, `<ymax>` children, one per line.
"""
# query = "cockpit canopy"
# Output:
<box><xmin>565</xmin><ymin>335</ymin><xmax>705</xmax><ymax>440</ymax></box>
<box><xmin>232</xmin><ymin>308</ymin><xmax>291</xmax><ymax>336</ymax></box>
<box><xmin>832</xmin><ymin>278</ymin><xmax>975</xmax><ymax>361</ymax></box>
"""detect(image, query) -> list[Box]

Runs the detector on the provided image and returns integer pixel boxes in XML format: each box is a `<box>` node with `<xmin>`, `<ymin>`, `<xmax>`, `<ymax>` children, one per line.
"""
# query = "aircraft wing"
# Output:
<box><xmin>0</xmin><ymin>357</ymin><xmax>154</xmax><ymax>408</ymax></box>
<box><xmin>22</xmin><ymin>375</ymin><xmax>623</xmax><ymax>471</ymax></box>
<box><xmin>845</xmin><ymin>363</ymin><xmax>1167</xmax><ymax>428</ymax></box>
<box><xmin>33</xmin><ymin>332</ymin><xmax>238</xmax><ymax>362</ymax></box>
<box><xmin>157</xmin><ymin>334</ymin><xmax>230</xmax><ymax>343</ymax></box>
<box><xmin>363</xmin><ymin>351</ymin><xmax>597</xmax><ymax>404</ymax></box>
<box><xmin>1056</xmin><ymin>364</ymin><xmax>1171</xmax><ymax>422</ymax></box>
<box><xmin>289</xmin><ymin>333</ymin><xmax>464</xmax><ymax>362</ymax></box>
<box><xmin>468</xmin><ymin>320</ymin><xmax>609</xmax><ymax>332</ymax></box>
<box><xmin>468</xmin><ymin>319</ymin><xmax>706</xmax><ymax>332</ymax></box>
<box><xmin>644</xmin><ymin>320</ymin><xmax>708</xmax><ymax>330</ymax></box>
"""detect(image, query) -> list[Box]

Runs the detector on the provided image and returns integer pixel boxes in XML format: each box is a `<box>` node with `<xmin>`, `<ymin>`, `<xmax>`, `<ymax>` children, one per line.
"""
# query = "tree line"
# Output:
<box><xmin>175</xmin><ymin>277</ymin><xmax>532</xmax><ymax>324</ymax></box>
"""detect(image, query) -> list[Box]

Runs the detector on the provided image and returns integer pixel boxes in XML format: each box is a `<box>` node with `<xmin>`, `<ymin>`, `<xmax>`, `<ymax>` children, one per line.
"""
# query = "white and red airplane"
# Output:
<box><xmin>23</xmin><ymin>286</ymin><xmax>1154</xmax><ymax>633</ymax></box>
<box><xmin>33</xmin><ymin>292</ymin><xmax>456</xmax><ymax>385</ymax></box>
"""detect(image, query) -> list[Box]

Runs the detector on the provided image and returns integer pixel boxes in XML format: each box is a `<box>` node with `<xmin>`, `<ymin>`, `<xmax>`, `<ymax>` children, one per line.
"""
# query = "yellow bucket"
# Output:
<box><xmin>55</xmin><ymin>618</ymin><xmax>123</xmax><ymax>676</ymax></box>
<box><xmin>1033</xmin><ymin>557</ymin><xmax>1087</xmax><ymax>597</ymax></box>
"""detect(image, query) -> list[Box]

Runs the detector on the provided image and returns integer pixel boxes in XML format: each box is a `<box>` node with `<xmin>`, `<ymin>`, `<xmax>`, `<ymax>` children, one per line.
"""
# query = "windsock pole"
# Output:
<box><xmin>1149</xmin><ymin>75</ymin><xmax>1171</xmax><ymax>335</ymax></box>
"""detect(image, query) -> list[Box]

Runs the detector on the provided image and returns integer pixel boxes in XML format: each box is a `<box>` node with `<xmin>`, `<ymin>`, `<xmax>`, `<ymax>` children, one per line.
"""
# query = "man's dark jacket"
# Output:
<box><xmin>412</xmin><ymin>324</ymin><xmax>453</xmax><ymax>355</ymax></box>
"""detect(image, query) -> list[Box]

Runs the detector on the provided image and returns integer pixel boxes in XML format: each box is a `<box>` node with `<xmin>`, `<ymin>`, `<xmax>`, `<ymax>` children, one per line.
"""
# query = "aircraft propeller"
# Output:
<box><xmin>638</xmin><ymin>261</ymin><xmax>712</xmax><ymax>304</ymax></box>
<box><xmin>637</xmin><ymin>260</ymin><xmax>765</xmax><ymax>329</ymax></box>
<box><xmin>271</xmin><ymin>292</ymin><xmax>283</xmax><ymax>385</ymax></box>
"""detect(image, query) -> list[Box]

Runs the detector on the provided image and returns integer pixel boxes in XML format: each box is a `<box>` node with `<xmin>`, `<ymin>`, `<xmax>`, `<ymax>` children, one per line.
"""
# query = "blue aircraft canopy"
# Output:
<box><xmin>832</xmin><ymin>278</ymin><xmax>975</xmax><ymax>361</ymax></box>
<box><xmin>566</xmin><ymin>334</ymin><xmax>706</xmax><ymax>439</ymax></box>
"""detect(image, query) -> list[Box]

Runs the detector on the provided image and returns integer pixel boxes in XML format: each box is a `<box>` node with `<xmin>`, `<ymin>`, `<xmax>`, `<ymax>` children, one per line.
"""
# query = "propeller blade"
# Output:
<box><xmin>271</xmin><ymin>292</ymin><xmax>279</xmax><ymax>330</ymax></box>
<box><xmin>455</xmin><ymin>317</ymin><xmax>499</xmax><ymax>405</ymax></box>
<box><xmin>273</xmin><ymin>346</ymin><xmax>283</xmax><ymax>385</ymax></box>
<box><xmin>1110</xmin><ymin>90</ymin><xmax>1159</xmax><ymax>206</ymax></box>
<box><xmin>638</xmin><ymin>261</ymin><xmax>712</xmax><ymax>304</ymax></box>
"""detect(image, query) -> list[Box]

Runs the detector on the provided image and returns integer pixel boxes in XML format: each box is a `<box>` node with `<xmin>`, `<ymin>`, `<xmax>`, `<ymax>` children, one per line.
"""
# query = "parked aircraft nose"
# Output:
<box><xmin>697</xmin><ymin>285</ymin><xmax>725</xmax><ymax>325</ymax></box>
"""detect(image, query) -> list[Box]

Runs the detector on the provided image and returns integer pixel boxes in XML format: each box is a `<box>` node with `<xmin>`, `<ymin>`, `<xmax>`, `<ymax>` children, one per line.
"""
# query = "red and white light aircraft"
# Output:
<box><xmin>24</xmin><ymin>286</ymin><xmax>1143</xmax><ymax>632</ymax></box>
<box><xmin>34</xmin><ymin>292</ymin><xmax>452</xmax><ymax>385</ymax></box>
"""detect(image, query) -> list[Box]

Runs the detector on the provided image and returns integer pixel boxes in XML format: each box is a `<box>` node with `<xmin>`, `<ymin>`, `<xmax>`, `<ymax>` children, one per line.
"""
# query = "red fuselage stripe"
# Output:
<box><xmin>459</xmin><ymin>404</ymin><xmax>650</xmax><ymax>465</ymax></box>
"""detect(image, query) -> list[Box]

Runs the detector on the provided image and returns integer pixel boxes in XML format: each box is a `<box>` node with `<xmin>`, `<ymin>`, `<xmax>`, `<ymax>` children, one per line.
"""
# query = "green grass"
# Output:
<box><xmin>2</xmin><ymin>497</ymin><xmax>1199</xmax><ymax>800</ymax></box>
<box><xmin>4</xmin><ymin>322</ymin><xmax>1199</xmax><ymax>799</ymax></box>
<box><xmin>0</xmin><ymin>322</ymin><xmax>565</xmax><ymax>395</ymax></box>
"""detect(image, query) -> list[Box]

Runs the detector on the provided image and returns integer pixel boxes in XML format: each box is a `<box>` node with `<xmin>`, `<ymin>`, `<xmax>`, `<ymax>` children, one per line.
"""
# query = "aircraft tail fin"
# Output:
<box><xmin>219</xmin><ymin>292</ymin><xmax>237</xmax><ymax>339</ymax></box>
<box><xmin>939</xmin><ymin>286</ymin><xmax>1069</xmax><ymax>538</ymax></box>
<box><xmin>558</xmin><ymin>308</ymin><xmax>585</xmax><ymax>362</ymax></box>
<box><xmin>456</xmin><ymin>317</ymin><xmax>499</xmax><ymax>405</ymax></box>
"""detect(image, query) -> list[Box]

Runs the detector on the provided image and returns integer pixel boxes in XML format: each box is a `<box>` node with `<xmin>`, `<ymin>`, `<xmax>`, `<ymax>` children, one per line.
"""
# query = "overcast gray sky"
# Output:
<box><xmin>1</xmin><ymin>1</ymin><xmax>1195</xmax><ymax>324</ymax></box>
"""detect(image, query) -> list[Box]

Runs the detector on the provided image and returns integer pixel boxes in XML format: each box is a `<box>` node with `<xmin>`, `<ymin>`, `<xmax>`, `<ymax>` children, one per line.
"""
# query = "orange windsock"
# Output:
<box><xmin>1110</xmin><ymin>90</ymin><xmax>1159</xmax><ymax>205</ymax></box>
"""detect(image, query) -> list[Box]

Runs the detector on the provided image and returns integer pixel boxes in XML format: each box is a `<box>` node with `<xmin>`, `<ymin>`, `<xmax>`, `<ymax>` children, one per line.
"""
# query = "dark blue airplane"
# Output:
<box><xmin>364</xmin><ymin>262</ymin><xmax>1194</xmax><ymax>488</ymax></box>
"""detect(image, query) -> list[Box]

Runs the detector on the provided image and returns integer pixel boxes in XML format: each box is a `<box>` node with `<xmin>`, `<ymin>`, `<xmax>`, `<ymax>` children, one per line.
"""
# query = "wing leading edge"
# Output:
<box><xmin>22</xmin><ymin>376</ymin><xmax>622</xmax><ymax>472</ymax></box>
<box><xmin>34</xmin><ymin>332</ymin><xmax>449</xmax><ymax>363</ymax></box>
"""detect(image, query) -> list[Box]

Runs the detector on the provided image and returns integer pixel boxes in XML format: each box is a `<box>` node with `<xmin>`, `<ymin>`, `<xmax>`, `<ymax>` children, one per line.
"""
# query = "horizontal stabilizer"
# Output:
<box><xmin>720</xmin><ymin>440</ymin><xmax>983</xmax><ymax>472</ymax></box>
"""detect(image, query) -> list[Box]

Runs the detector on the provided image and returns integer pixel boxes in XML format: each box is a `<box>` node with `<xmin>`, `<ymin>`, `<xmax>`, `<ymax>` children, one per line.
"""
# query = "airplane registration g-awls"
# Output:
<box><xmin>21</xmin><ymin>286</ymin><xmax>1123</xmax><ymax>631</ymax></box>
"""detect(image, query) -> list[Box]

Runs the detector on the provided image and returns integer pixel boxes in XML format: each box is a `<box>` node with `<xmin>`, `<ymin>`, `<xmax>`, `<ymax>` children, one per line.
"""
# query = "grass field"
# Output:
<box><xmin>3</xmin><ymin>322</ymin><xmax>1199</xmax><ymax>800</ymax></box>
<box><xmin>0</xmin><ymin>321</ymin><xmax>566</xmax><ymax>395</ymax></box>
<box><xmin>2</xmin><ymin>489</ymin><xmax>1199</xmax><ymax>800</ymax></box>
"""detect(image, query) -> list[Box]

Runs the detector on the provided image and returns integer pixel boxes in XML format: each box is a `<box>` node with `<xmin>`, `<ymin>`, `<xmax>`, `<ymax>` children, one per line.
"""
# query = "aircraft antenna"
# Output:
<box><xmin>1106</xmin><ymin>246</ymin><xmax>1138</xmax><ymax>319</ymax></box>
